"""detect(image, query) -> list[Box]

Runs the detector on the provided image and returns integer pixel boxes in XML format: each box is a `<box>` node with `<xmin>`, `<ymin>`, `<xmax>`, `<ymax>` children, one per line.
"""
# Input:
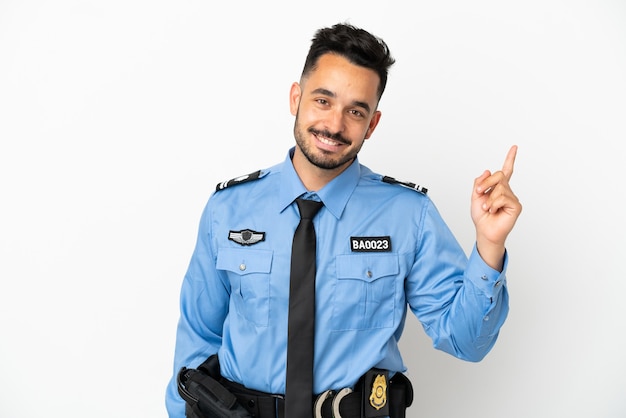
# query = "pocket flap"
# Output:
<box><xmin>216</xmin><ymin>247</ymin><xmax>273</xmax><ymax>275</ymax></box>
<box><xmin>336</xmin><ymin>254</ymin><xmax>399</xmax><ymax>282</ymax></box>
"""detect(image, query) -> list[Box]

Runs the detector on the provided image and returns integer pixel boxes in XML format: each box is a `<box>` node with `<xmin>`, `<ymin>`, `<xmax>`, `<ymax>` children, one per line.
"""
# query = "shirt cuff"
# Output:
<box><xmin>465</xmin><ymin>244</ymin><xmax>508</xmax><ymax>298</ymax></box>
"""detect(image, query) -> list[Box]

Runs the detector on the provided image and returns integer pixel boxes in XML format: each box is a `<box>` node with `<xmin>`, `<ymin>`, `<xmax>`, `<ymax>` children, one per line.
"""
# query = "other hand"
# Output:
<box><xmin>471</xmin><ymin>145</ymin><xmax>522</xmax><ymax>270</ymax></box>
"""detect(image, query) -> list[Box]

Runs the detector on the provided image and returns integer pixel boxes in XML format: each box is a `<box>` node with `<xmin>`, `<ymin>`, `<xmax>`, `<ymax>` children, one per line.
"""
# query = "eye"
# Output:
<box><xmin>349</xmin><ymin>109</ymin><xmax>365</xmax><ymax>118</ymax></box>
<box><xmin>316</xmin><ymin>98</ymin><xmax>329</xmax><ymax>106</ymax></box>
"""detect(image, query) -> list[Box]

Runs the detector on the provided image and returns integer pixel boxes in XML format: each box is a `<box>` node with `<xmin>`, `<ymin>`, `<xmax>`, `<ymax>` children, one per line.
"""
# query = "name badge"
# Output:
<box><xmin>350</xmin><ymin>236</ymin><xmax>392</xmax><ymax>252</ymax></box>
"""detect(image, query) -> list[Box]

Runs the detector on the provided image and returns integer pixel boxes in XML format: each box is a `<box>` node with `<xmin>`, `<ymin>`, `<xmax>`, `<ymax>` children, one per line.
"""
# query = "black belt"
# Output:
<box><xmin>221</xmin><ymin>369</ymin><xmax>413</xmax><ymax>418</ymax></box>
<box><xmin>178</xmin><ymin>355</ymin><xmax>413</xmax><ymax>418</ymax></box>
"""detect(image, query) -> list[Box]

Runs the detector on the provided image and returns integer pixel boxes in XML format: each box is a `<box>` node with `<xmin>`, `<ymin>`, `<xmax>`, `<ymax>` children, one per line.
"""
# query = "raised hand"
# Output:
<box><xmin>471</xmin><ymin>145</ymin><xmax>522</xmax><ymax>271</ymax></box>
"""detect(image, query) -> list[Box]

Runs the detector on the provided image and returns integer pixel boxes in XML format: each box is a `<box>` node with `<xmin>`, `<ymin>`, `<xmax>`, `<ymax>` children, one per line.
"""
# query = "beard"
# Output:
<box><xmin>293</xmin><ymin>113</ymin><xmax>365</xmax><ymax>170</ymax></box>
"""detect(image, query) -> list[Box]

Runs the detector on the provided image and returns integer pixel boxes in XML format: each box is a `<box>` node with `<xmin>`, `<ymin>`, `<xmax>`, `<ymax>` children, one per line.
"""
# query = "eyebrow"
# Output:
<box><xmin>311</xmin><ymin>88</ymin><xmax>371</xmax><ymax>114</ymax></box>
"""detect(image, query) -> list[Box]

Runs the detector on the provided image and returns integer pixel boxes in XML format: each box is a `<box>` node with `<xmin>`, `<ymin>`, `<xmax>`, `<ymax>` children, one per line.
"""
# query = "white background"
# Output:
<box><xmin>1</xmin><ymin>1</ymin><xmax>625</xmax><ymax>417</ymax></box>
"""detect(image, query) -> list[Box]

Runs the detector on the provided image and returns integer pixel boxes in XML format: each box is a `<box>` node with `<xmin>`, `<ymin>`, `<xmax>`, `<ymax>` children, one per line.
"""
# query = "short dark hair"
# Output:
<box><xmin>301</xmin><ymin>23</ymin><xmax>396</xmax><ymax>100</ymax></box>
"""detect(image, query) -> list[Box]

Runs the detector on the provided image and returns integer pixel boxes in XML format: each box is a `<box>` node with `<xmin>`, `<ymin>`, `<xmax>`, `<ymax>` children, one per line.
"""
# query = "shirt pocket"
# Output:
<box><xmin>216</xmin><ymin>247</ymin><xmax>273</xmax><ymax>327</ymax></box>
<box><xmin>331</xmin><ymin>254</ymin><xmax>399</xmax><ymax>331</ymax></box>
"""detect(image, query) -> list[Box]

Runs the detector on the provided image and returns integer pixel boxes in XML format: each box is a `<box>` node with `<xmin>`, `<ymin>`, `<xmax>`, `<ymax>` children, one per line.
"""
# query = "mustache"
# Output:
<box><xmin>308</xmin><ymin>127</ymin><xmax>351</xmax><ymax>145</ymax></box>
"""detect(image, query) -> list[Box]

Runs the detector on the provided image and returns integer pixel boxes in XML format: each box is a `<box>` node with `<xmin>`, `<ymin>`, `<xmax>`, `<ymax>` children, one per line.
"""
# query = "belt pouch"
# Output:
<box><xmin>176</xmin><ymin>360</ymin><xmax>251</xmax><ymax>418</ymax></box>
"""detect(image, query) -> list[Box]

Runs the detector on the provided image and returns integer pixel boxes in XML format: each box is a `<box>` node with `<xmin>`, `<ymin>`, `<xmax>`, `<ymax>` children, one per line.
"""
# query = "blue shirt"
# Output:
<box><xmin>165</xmin><ymin>148</ymin><xmax>509</xmax><ymax>417</ymax></box>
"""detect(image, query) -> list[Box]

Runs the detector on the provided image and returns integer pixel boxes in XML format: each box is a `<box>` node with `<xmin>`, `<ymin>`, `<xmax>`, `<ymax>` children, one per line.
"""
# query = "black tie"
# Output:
<box><xmin>285</xmin><ymin>198</ymin><xmax>324</xmax><ymax>418</ymax></box>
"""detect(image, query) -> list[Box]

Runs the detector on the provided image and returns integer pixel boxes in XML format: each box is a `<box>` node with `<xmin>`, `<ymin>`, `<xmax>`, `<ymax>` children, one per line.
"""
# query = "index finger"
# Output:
<box><xmin>502</xmin><ymin>145</ymin><xmax>518</xmax><ymax>180</ymax></box>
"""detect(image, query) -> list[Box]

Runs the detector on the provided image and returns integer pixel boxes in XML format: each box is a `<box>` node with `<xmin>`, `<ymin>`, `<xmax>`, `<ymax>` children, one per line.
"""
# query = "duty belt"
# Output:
<box><xmin>178</xmin><ymin>355</ymin><xmax>414</xmax><ymax>418</ymax></box>
<box><xmin>220</xmin><ymin>369</ymin><xmax>413</xmax><ymax>418</ymax></box>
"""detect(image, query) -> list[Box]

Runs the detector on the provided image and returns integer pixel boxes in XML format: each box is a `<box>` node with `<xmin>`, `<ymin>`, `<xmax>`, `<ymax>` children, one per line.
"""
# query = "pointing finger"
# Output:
<box><xmin>502</xmin><ymin>145</ymin><xmax>518</xmax><ymax>180</ymax></box>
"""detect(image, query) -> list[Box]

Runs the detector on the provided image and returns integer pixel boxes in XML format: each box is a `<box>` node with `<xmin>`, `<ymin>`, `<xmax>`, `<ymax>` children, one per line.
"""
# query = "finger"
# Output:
<box><xmin>486</xmin><ymin>194</ymin><xmax>511</xmax><ymax>214</ymax></box>
<box><xmin>501</xmin><ymin>145</ymin><xmax>518</xmax><ymax>180</ymax></box>
<box><xmin>474</xmin><ymin>170</ymin><xmax>492</xmax><ymax>195</ymax></box>
<box><xmin>476</xmin><ymin>170</ymin><xmax>507</xmax><ymax>195</ymax></box>
<box><xmin>483</xmin><ymin>183</ymin><xmax>520</xmax><ymax>213</ymax></box>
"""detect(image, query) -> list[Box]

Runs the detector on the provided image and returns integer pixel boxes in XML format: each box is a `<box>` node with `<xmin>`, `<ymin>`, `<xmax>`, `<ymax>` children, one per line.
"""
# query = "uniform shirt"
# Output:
<box><xmin>165</xmin><ymin>148</ymin><xmax>509</xmax><ymax>417</ymax></box>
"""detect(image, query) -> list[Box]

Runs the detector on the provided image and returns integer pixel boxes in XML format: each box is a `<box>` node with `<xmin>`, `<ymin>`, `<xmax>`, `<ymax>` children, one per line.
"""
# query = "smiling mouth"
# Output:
<box><xmin>310</xmin><ymin>128</ymin><xmax>349</xmax><ymax>147</ymax></box>
<box><xmin>317</xmin><ymin>135</ymin><xmax>342</xmax><ymax>147</ymax></box>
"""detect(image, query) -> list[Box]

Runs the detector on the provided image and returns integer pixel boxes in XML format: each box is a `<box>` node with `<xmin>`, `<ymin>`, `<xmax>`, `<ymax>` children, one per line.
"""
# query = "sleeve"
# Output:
<box><xmin>405</xmin><ymin>198</ymin><xmax>509</xmax><ymax>362</ymax></box>
<box><xmin>165</xmin><ymin>201</ymin><xmax>231</xmax><ymax>417</ymax></box>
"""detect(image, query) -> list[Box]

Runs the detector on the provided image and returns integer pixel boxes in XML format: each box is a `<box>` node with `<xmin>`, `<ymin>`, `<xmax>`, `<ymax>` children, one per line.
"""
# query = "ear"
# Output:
<box><xmin>364</xmin><ymin>110</ymin><xmax>382</xmax><ymax>139</ymax></box>
<box><xmin>289</xmin><ymin>82</ymin><xmax>301</xmax><ymax>116</ymax></box>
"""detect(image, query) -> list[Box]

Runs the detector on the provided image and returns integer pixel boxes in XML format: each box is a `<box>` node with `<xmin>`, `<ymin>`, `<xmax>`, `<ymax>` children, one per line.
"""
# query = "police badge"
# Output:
<box><xmin>369</xmin><ymin>373</ymin><xmax>387</xmax><ymax>410</ymax></box>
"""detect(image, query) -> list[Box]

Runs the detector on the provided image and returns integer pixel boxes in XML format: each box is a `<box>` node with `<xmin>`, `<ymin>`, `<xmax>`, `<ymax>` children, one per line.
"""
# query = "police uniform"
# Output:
<box><xmin>166</xmin><ymin>147</ymin><xmax>509</xmax><ymax>417</ymax></box>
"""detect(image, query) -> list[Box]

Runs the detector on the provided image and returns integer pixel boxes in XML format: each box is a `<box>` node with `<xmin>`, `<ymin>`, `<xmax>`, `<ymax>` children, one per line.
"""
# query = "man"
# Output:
<box><xmin>166</xmin><ymin>23</ymin><xmax>522</xmax><ymax>418</ymax></box>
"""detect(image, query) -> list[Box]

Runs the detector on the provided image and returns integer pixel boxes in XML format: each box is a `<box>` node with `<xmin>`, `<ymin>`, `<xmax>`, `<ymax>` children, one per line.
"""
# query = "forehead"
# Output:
<box><xmin>302</xmin><ymin>53</ymin><xmax>380</xmax><ymax>105</ymax></box>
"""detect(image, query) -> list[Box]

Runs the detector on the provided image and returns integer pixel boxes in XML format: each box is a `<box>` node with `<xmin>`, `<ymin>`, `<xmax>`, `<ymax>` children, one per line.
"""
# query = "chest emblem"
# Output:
<box><xmin>229</xmin><ymin>229</ymin><xmax>265</xmax><ymax>246</ymax></box>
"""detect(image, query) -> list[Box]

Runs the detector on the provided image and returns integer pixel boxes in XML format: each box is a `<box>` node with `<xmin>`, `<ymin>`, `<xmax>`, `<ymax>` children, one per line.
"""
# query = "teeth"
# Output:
<box><xmin>318</xmin><ymin>136</ymin><xmax>339</xmax><ymax>146</ymax></box>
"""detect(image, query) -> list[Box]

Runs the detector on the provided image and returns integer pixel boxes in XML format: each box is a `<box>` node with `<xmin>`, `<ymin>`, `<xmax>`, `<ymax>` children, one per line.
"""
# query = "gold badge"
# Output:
<box><xmin>369</xmin><ymin>374</ymin><xmax>387</xmax><ymax>410</ymax></box>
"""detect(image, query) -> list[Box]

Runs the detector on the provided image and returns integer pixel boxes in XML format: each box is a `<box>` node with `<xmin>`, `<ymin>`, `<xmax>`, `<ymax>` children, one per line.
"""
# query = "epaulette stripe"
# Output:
<box><xmin>382</xmin><ymin>175</ymin><xmax>428</xmax><ymax>194</ymax></box>
<box><xmin>215</xmin><ymin>170</ymin><xmax>263</xmax><ymax>191</ymax></box>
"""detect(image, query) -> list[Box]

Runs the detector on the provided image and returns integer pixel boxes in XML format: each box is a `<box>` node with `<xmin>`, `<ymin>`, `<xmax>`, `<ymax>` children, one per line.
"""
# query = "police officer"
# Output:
<box><xmin>166</xmin><ymin>22</ymin><xmax>522</xmax><ymax>418</ymax></box>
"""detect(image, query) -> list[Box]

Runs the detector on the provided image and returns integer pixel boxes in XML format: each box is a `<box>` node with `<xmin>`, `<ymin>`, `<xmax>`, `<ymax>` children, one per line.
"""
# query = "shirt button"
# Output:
<box><xmin>484</xmin><ymin>316</ymin><xmax>490</xmax><ymax>321</ymax></box>
<box><xmin>239</xmin><ymin>263</ymin><xmax>246</xmax><ymax>271</ymax></box>
<box><xmin>494</xmin><ymin>280</ymin><xmax>501</xmax><ymax>287</ymax></box>
<box><xmin>481</xmin><ymin>275</ymin><xmax>488</xmax><ymax>281</ymax></box>
<box><xmin>366</xmin><ymin>270</ymin><xmax>373</xmax><ymax>278</ymax></box>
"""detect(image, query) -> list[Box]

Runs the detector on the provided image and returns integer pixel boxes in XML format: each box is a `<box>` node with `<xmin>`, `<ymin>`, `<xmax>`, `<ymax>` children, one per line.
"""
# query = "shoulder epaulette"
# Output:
<box><xmin>216</xmin><ymin>170</ymin><xmax>263</xmax><ymax>191</ymax></box>
<box><xmin>381</xmin><ymin>175</ymin><xmax>428</xmax><ymax>194</ymax></box>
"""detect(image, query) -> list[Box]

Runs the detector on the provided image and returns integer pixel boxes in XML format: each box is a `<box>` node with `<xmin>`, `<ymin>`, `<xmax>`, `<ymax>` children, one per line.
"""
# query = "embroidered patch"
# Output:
<box><xmin>350</xmin><ymin>236</ymin><xmax>392</xmax><ymax>252</ymax></box>
<box><xmin>229</xmin><ymin>229</ymin><xmax>265</xmax><ymax>246</ymax></box>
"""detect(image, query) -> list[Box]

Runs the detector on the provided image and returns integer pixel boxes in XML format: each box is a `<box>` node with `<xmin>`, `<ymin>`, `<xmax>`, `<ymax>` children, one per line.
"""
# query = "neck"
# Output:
<box><xmin>292</xmin><ymin>148</ymin><xmax>352</xmax><ymax>191</ymax></box>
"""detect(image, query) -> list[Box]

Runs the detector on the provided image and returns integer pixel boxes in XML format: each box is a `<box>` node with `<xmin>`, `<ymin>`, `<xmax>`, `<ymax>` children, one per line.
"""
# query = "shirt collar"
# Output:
<box><xmin>278</xmin><ymin>147</ymin><xmax>361</xmax><ymax>219</ymax></box>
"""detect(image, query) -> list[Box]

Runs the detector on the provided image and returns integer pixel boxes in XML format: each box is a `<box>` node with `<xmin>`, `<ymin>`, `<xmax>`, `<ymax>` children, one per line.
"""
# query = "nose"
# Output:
<box><xmin>324</xmin><ymin>108</ymin><xmax>345</xmax><ymax>134</ymax></box>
